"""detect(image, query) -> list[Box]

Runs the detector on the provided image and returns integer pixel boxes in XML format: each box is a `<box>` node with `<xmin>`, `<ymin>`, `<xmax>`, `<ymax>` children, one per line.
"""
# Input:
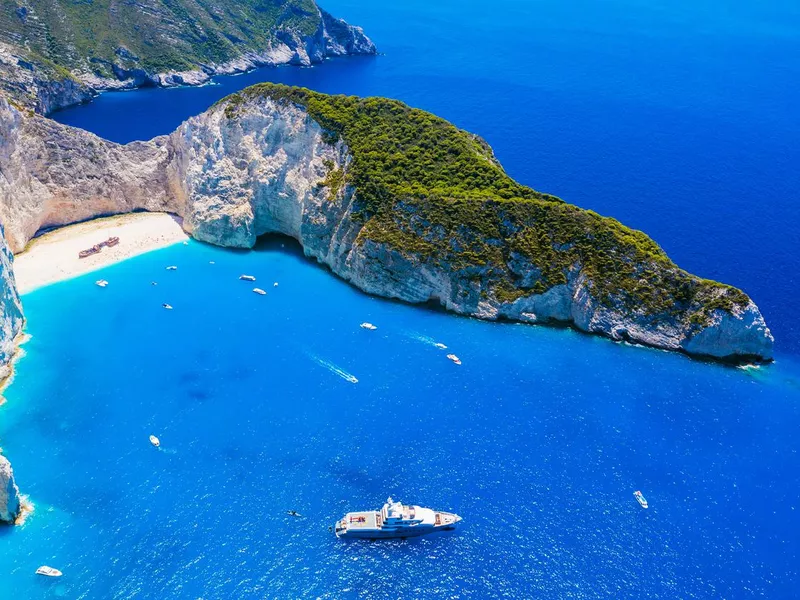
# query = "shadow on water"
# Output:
<box><xmin>245</xmin><ymin>235</ymin><xmax>769</xmax><ymax>372</ymax></box>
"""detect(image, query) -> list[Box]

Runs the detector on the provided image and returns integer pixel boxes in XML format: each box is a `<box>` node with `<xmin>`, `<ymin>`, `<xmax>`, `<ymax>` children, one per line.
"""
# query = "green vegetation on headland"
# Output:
<box><xmin>0</xmin><ymin>0</ymin><xmax>359</xmax><ymax>81</ymax></box>
<box><xmin>221</xmin><ymin>84</ymin><xmax>751</xmax><ymax>326</ymax></box>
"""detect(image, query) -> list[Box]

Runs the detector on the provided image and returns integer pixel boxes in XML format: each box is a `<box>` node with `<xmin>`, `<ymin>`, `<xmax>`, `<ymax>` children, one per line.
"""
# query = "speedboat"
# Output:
<box><xmin>335</xmin><ymin>497</ymin><xmax>462</xmax><ymax>540</ymax></box>
<box><xmin>95</xmin><ymin>280</ymin><xmax>109</xmax><ymax>288</ymax></box>
<box><xmin>36</xmin><ymin>566</ymin><xmax>62</xmax><ymax>577</ymax></box>
<box><xmin>360</xmin><ymin>322</ymin><xmax>377</xmax><ymax>330</ymax></box>
<box><xmin>149</xmin><ymin>435</ymin><xmax>160</xmax><ymax>447</ymax></box>
<box><xmin>447</xmin><ymin>354</ymin><xmax>461</xmax><ymax>365</ymax></box>
<box><xmin>253</xmin><ymin>288</ymin><xmax>267</xmax><ymax>295</ymax></box>
<box><xmin>434</xmin><ymin>343</ymin><xmax>447</xmax><ymax>349</ymax></box>
<box><xmin>166</xmin><ymin>266</ymin><xmax>178</xmax><ymax>271</ymax></box>
<box><xmin>633</xmin><ymin>490</ymin><xmax>648</xmax><ymax>509</ymax></box>
<box><xmin>240</xmin><ymin>274</ymin><xmax>256</xmax><ymax>281</ymax></box>
<box><xmin>162</xmin><ymin>303</ymin><xmax>173</xmax><ymax>310</ymax></box>
<box><xmin>345</xmin><ymin>374</ymin><xmax>359</xmax><ymax>384</ymax></box>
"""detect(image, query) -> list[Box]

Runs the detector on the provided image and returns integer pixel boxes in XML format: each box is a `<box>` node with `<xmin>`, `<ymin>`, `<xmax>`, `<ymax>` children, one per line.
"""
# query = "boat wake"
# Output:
<box><xmin>309</xmin><ymin>356</ymin><xmax>359</xmax><ymax>384</ymax></box>
<box><xmin>405</xmin><ymin>332</ymin><xmax>447</xmax><ymax>350</ymax></box>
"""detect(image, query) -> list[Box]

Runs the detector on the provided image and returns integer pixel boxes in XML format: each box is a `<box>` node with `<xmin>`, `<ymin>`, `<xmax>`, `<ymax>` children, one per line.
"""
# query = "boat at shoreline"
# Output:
<box><xmin>334</xmin><ymin>497</ymin><xmax>462</xmax><ymax>540</ymax></box>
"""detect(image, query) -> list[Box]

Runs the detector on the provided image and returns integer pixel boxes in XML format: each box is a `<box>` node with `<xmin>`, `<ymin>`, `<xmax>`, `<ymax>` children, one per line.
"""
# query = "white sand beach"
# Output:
<box><xmin>13</xmin><ymin>212</ymin><xmax>190</xmax><ymax>294</ymax></box>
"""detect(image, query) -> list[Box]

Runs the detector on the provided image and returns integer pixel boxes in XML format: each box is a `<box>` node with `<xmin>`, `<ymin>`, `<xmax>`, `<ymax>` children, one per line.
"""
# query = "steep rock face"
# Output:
<box><xmin>0</xmin><ymin>42</ymin><xmax>94</xmax><ymax>115</ymax></box>
<box><xmin>0</xmin><ymin>1</ymin><xmax>376</xmax><ymax>114</ymax></box>
<box><xmin>0</xmin><ymin>92</ymin><xmax>774</xmax><ymax>363</ymax></box>
<box><xmin>0</xmin><ymin>98</ymin><xmax>179</xmax><ymax>252</ymax></box>
<box><xmin>0</xmin><ymin>226</ymin><xmax>23</xmax><ymax>383</ymax></box>
<box><xmin>0</xmin><ymin>454</ymin><xmax>21</xmax><ymax>524</ymax></box>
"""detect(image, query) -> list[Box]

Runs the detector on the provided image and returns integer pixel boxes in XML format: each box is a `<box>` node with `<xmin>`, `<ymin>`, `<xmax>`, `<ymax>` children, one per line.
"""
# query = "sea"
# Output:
<box><xmin>1</xmin><ymin>1</ymin><xmax>799</xmax><ymax>598</ymax></box>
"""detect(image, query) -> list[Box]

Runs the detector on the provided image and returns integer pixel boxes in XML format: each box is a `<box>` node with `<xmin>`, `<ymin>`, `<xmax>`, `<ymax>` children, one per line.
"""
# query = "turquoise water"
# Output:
<box><xmin>1</xmin><ymin>239</ymin><xmax>799</xmax><ymax>598</ymax></box>
<box><xmin>4</xmin><ymin>0</ymin><xmax>800</xmax><ymax>597</ymax></box>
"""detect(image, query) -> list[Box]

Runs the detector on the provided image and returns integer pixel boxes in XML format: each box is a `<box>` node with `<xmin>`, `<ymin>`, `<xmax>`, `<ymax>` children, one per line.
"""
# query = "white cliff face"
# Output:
<box><xmin>0</xmin><ymin>42</ymin><xmax>95</xmax><ymax>115</ymax></box>
<box><xmin>0</xmin><ymin>95</ymin><xmax>775</xmax><ymax>367</ymax></box>
<box><xmin>0</xmin><ymin>226</ymin><xmax>23</xmax><ymax>383</ymax></box>
<box><xmin>0</xmin><ymin>454</ymin><xmax>21</xmax><ymax>524</ymax></box>
<box><xmin>169</xmin><ymin>97</ymin><xmax>351</xmax><ymax>249</ymax></box>
<box><xmin>0</xmin><ymin>98</ymin><xmax>179</xmax><ymax>253</ymax></box>
<box><xmin>1</xmin><ymin>7</ymin><xmax>376</xmax><ymax>116</ymax></box>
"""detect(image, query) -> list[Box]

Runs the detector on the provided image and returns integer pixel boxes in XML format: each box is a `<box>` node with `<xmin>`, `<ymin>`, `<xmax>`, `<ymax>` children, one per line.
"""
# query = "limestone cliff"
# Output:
<box><xmin>0</xmin><ymin>454</ymin><xmax>21</xmax><ymax>524</ymax></box>
<box><xmin>0</xmin><ymin>0</ymin><xmax>376</xmax><ymax>114</ymax></box>
<box><xmin>0</xmin><ymin>225</ymin><xmax>23</xmax><ymax>384</ymax></box>
<box><xmin>0</xmin><ymin>88</ymin><xmax>774</xmax><ymax>364</ymax></box>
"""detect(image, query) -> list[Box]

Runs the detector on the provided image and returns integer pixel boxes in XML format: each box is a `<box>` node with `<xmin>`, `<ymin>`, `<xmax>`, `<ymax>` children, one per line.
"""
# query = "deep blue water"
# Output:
<box><xmin>53</xmin><ymin>0</ymin><xmax>800</xmax><ymax>355</ymax></box>
<box><xmin>1</xmin><ymin>239</ymin><xmax>799</xmax><ymax>598</ymax></box>
<box><xmin>2</xmin><ymin>0</ymin><xmax>799</xmax><ymax>597</ymax></box>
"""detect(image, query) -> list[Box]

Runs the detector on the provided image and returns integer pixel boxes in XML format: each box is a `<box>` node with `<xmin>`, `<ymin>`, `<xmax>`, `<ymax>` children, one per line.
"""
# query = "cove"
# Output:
<box><xmin>2</xmin><ymin>0</ymin><xmax>799</xmax><ymax>597</ymax></box>
<box><xmin>0</xmin><ymin>238</ymin><xmax>798</xmax><ymax>598</ymax></box>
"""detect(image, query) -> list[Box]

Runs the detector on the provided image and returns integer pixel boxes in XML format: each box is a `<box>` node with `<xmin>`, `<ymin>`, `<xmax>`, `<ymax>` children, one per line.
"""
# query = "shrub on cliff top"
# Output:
<box><xmin>218</xmin><ymin>83</ymin><xmax>750</xmax><ymax>323</ymax></box>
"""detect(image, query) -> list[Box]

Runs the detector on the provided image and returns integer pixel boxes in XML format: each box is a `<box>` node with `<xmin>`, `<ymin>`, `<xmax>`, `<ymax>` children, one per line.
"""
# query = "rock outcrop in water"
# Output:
<box><xmin>0</xmin><ymin>86</ymin><xmax>774</xmax><ymax>369</ymax></box>
<box><xmin>0</xmin><ymin>454</ymin><xmax>22</xmax><ymax>524</ymax></box>
<box><xmin>0</xmin><ymin>1</ymin><xmax>375</xmax><ymax>114</ymax></box>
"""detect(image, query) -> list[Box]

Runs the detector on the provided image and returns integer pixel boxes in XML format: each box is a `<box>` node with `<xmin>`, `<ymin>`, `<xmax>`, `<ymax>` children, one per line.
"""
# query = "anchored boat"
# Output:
<box><xmin>35</xmin><ymin>566</ymin><xmax>62</xmax><ymax>577</ymax></box>
<box><xmin>634</xmin><ymin>490</ymin><xmax>648</xmax><ymax>508</ymax></box>
<box><xmin>335</xmin><ymin>497</ymin><xmax>462</xmax><ymax>540</ymax></box>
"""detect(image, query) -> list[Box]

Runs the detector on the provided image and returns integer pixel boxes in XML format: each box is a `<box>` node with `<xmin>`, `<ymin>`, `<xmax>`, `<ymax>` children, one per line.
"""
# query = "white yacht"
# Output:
<box><xmin>447</xmin><ymin>354</ymin><xmax>461</xmax><ymax>365</ymax></box>
<box><xmin>253</xmin><ymin>288</ymin><xmax>267</xmax><ymax>295</ymax></box>
<box><xmin>36</xmin><ymin>566</ymin><xmax>62</xmax><ymax>577</ymax></box>
<box><xmin>335</xmin><ymin>497</ymin><xmax>461</xmax><ymax>540</ymax></box>
<box><xmin>360</xmin><ymin>322</ymin><xmax>377</xmax><ymax>330</ymax></box>
<box><xmin>240</xmin><ymin>274</ymin><xmax>256</xmax><ymax>281</ymax></box>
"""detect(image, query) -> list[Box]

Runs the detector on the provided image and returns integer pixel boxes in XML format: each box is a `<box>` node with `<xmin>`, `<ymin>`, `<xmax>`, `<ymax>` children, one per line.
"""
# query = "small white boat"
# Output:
<box><xmin>345</xmin><ymin>375</ymin><xmax>359</xmax><ymax>384</ymax></box>
<box><xmin>273</xmin><ymin>282</ymin><xmax>279</xmax><ymax>287</ymax></box>
<box><xmin>162</xmin><ymin>303</ymin><xmax>173</xmax><ymax>310</ymax></box>
<box><xmin>183</xmin><ymin>241</ymin><xmax>189</xmax><ymax>245</ymax></box>
<box><xmin>166</xmin><ymin>266</ymin><xmax>178</xmax><ymax>271</ymax></box>
<box><xmin>209</xmin><ymin>261</ymin><xmax>215</xmax><ymax>265</ymax></box>
<box><xmin>360</xmin><ymin>322</ymin><xmax>377</xmax><ymax>330</ymax></box>
<box><xmin>149</xmin><ymin>435</ymin><xmax>160</xmax><ymax>447</ymax></box>
<box><xmin>151</xmin><ymin>281</ymin><xmax>158</xmax><ymax>286</ymax></box>
<box><xmin>240</xmin><ymin>274</ymin><xmax>256</xmax><ymax>281</ymax></box>
<box><xmin>447</xmin><ymin>354</ymin><xmax>462</xmax><ymax>365</ymax></box>
<box><xmin>36</xmin><ymin>566</ymin><xmax>62</xmax><ymax>577</ymax></box>
<box><xmin>95</xmin><ymin>280</ymin><xmax>109</xmax><ymax>288</ymax></box>
<box><xmin>633</xmin><ymin>490</ymin><xmax>648</xmax><ymax>509</ymax></box>
<box><xmin>253</xmin><ymin>288</ymin><xmax>267</xmax><ymax>295</ymax></box>
<box><xmin>434</xmin><ymin>343</ymin><xmax>447</xmax><ymax>349</ymax></box>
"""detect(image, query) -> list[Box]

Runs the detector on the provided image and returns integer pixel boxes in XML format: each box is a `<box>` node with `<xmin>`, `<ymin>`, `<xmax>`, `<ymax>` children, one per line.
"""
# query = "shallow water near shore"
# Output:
<box><xmin>5</xmin><ymin>0</ymin><xmax>800</xmax><ymax>597</ymax></box>
<box><xmin>0</xmin><ymin>238</ymin><xmax>799</xmax><ymax>598</ymax></box>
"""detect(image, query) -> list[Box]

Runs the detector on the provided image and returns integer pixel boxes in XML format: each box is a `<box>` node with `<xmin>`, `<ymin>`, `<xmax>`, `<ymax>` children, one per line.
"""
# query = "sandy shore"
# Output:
<box><xmin>13</xmin><ymin>213</ymin><xmax>190</xmax><ymax>294</ymax></box>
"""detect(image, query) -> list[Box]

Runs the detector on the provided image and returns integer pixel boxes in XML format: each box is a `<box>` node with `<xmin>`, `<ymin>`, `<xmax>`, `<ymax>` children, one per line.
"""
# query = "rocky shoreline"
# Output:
<box><xmin>0</xmin><ymin>7</ymin><xmax>376</xmax><ymax>116</ymax></box>
<box><xmin>0</xmin><ymin>91</ymin><xmax>774</xmax><ymax>369</ymax></box>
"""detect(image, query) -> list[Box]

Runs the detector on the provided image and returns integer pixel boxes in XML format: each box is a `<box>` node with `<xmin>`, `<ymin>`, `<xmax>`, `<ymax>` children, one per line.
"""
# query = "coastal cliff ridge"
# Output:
<box><xmin>0</xmin><ymin>84</ymin><xmax>774</xmax><ymax>368</ymax></box>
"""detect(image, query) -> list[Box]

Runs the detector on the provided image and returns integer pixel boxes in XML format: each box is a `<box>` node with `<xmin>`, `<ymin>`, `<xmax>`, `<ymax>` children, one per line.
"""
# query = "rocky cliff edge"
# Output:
<box><xmin>0</xmin><ymin>89</ymin><xmax>774</xmax><ymax>365</ymax></box>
